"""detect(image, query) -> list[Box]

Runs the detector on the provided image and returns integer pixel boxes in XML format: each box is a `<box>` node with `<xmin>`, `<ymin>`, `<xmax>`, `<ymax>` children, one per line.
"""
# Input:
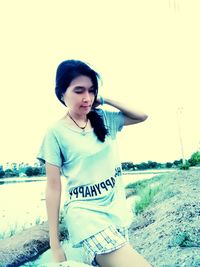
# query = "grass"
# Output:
<box><xmin>0</xmin><ymin>217</ymin><xmax>44</xmax><ymax>240</ymax></box>
<box><xmin>126</xmin><ymin>174</ymin><xmax>169</xmax><ymax>215</ymax></box>
<box><xmin>126</xmin><ymin>174</ymin><xmax>167</xmax><ymax>191</ymax></box>
<box><xmin>133</xmin><ymin>184</ymin><xmax>161</xmax><ymax>215</ymax></box>
<box><xmin>0</xmin><ymin>210</ymin><xmax>68</xmax><ymax>241</ymax></box>
<box><xmin>59</xmin><ymin>209</ymin><xmax>69</xmax><ymax>240</ymax></box>
<box><xmin>169</xmin><ymin>227</ymin><xmax>200</xmax><ymax>248</ymax></box>
<box><xmin>0</xmin><ymin>223</ymin><xmax>23</xmax><ymax>240</ymax></box>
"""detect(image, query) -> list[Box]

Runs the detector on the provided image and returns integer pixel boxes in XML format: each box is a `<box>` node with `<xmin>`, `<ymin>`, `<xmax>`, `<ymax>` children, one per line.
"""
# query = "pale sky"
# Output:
<box><xmin>0</xmin><ymin>0</ymin><xmax>200</xmax><ymax>166</ymax></box>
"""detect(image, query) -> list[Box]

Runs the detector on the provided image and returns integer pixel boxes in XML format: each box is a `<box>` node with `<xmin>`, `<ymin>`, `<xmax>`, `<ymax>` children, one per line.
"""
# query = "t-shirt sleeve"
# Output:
<box><xmin>101</xmin><ymin>110</ymin><xmax>125</xmax><ymax>138</ymax></box>
<box><xmin>37</xmin><ymin>128</ymin><xmax>62</xmax><ymax>167</ymax></box>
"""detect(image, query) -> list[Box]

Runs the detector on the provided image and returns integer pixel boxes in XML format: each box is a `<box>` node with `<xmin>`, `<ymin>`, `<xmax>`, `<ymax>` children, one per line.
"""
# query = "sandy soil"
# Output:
<box><xmin>128</xmin><ymin>169</ymin><xmax>200</xmax><ymax>266</ymax></box>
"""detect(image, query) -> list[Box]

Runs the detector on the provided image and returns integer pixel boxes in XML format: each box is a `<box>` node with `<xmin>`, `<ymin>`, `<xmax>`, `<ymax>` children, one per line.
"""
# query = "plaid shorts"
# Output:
<box><xmin>82</xmin><ymin>225</ymin><xmax>129</xmax><ymax>266</ymax></box>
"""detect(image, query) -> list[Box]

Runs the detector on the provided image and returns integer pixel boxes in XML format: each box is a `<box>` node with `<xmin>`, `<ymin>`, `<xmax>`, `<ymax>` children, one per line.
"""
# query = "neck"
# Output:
<box><xmin>67</xmin><ymin>111</ymin><xmax>89</xmax><ymax>131</ymax></box>
<box><xmin>67</xmin><ymin>110</ymin><xmax>87</xmax><ymax>122</ymax></box>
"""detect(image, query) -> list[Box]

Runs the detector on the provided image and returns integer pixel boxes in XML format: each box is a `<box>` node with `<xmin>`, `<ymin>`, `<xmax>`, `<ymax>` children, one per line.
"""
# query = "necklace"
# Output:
<box><xmin>67</xmin><ymin>112</ymin><xmax>88</xmax><ymax>135</ymax></box>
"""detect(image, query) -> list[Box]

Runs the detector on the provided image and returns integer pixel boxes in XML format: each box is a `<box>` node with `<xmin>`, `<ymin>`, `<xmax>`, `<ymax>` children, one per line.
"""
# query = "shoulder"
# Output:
<box><xmin>44</xmin><ymin>119</ymin><xmax>65</xmax><ymax>137</ymax></box>
<box><xmin>95</xmin><ymin>108</ymin><xmax>123</xmax><ymax>122</ymax></box>
<box><xmin>95</xmin><ymin>108</ymin><xmax>124</xmax><ymax>134</ymax></box>
<box><xmin>95</xmin><ymin>108</ymin><xmax>119</xmax><ymax>119</ymax></box>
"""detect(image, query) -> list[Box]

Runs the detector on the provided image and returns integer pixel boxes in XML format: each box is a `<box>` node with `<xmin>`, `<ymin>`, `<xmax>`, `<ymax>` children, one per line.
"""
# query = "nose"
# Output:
<box><xmin>82</xmin><ymin>91</ymin><xmax>91</xmax><ymax>102</ymax></box>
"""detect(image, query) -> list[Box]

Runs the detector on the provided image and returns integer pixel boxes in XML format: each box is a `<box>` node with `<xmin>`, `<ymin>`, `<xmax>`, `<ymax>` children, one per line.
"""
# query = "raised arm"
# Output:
<box><xmin>104</xmin><ymin>97</ymin><xmax>148</xmax><ymax>126</ymax></box>
<box><xmin>45</xmin><ymin>162</ymin><xmax>66</xmax><ymax>262</ymax></box>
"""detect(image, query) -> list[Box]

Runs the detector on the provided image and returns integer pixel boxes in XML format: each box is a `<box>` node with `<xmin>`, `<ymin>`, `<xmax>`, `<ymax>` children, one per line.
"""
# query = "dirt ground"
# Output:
<box><xmin>128</xmin><ymin>168</ymin><xmax>200</xmax><ymax>266</ymax></box>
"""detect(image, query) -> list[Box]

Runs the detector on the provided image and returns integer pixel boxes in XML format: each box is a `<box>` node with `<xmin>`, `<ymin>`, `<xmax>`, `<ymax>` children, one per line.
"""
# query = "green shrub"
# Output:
<box><xmin>133</xmin><ymin>185</ymin><xmax>160</xmax><ymax>215</ymax></box>
<box><xmin>25</xmin><ymin>167</ymin><xmax>34</xmax><ymax>177</ymax></box>
<box><xmin>169</xmin><ymin>231</ymin><xmax>190</xmax><ymax>247</ymax></box>
<box><xmin>32</xmin><ymin>167</ymin><xmax>41</xmax><ymax>176</ymax></box>
<box><xmin>188</xmin><ymin>151</ymin><xmax>200</xmax><ymax>166</ymax></box>
<box><xmin>24</xmin><ymin>166</ymin><xmax>44</xmax><ymax>177</ymax></box>
<box><xmin>169</xmin><ymin>227</ymin><xmax>200</xmax><ymax>248</ymax></box>
<box><xmin>4</xmin><ymin>169</ymin><xmax>16</xmax><ymax>177</ymax></box>
<box><xmin>126</xmin><ymin>180</ymin><xmax>147</xmax><ymax>194</ymax></box>
<box><xmin>179</xmin><ymin>160</ymin><xmax>190</xmax><ymax>170</ymax></box>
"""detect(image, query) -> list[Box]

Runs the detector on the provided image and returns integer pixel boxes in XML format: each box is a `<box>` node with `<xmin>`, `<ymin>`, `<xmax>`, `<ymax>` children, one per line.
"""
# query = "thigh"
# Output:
<box><xmin>82</xmin><ymin>225</ymin><xmax>129</xmax><ymax>266</ymax></box>
<box><xmin>96</xmin><ymin>244</ymin><xmax>152</xmax><ymax>267</ymax></box>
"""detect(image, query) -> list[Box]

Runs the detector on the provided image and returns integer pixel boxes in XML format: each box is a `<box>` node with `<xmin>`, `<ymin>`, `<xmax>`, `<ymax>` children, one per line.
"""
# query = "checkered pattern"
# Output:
<box><xmin>82</xmin><ymin>225</ymin><xmax>129</xmax><ymax>266</ymax></box>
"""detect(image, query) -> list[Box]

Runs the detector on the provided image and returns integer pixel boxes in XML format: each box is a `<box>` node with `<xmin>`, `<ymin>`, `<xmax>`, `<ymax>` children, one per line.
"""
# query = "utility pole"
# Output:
<box><xmin>168</xmin><ymin>0</ymin><xmax>180</xmax><ymax>13</ymax></box>
<box><xmin>176</xmin><ymin>107</ymin><xmax>186</xmax><ymax>165</ymax></box>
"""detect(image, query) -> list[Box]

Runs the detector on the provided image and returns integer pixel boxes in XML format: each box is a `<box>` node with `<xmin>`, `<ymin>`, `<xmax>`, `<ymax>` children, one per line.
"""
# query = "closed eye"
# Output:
<box><xmin>74</xmin><ymin>86</ymin><xmax>95</xmax><ymax>94</ymax></box>
<box><xmin>74</xmin><ymin>87</ymin><xmax>84</xmax><ymax>93</ymax></box>
<box><xmin>89</xmin><ymin>88</ymin><xmax>95</xmax><ymax>93</ymax></box>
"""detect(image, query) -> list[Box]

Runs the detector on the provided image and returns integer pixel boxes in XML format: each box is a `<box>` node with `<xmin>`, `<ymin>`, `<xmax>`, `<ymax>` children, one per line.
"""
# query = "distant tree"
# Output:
<box><xmin>25</xmin><ymin>167</ymin><xmax>34</xmax><ymax>177</ymax></box>
<box><xmin>147</xmin><ymin>161</ymin><xmax>158</xmax><ymax>169</ymax></box>
<box><xmin>0</xmin><ymin>170</ymin><xmax>5</xmax><ymax>178</ymax></box>
<box><xmin>156</xmin><ymin>162</ymin><xmax>164</xmax><ymax>169</ymax></box>
<box><xmin>179</xmin><ymin>160</ymin><xmax>190</xmax><ymax>170</ymax></box>
<box><xmin>4</xmin><ymin>169</ymin><xmax>16</xmax><ymax>177</ymax></box>
<box><xmin>121</xmin><ymin>162</ymin><xmax>135</xmax><ymax>171</ymax></box>
<box><xmin>11</xmin><ymin>163</ymin><xmax>18</xmax><ymax>171</ymax></box>
<box><xmin>32</xmin><ymin>167</ymin><xmax>41</xmax><ymax>176</ymax></box>
<box><xmin>173</xmin><ymin>159</ymin><xmax>182</xmax><ymax>166</ymax></box>
<box><xmin>166</xmin><ymin>162</ymin><xmax>173</xmax><ymax>168</ymax></box>
<box><xmin>136</xmin><ymin>162</ymin><xmax>149</xmax><ymax>170</ymax></box>
<box><xmin>188</xmin><ymin>151</ymin><xmax>200</xmax><ymax>166</ymax></box>
<box><xmin>18</xmin><ymin>162</ymin><xmax>26</xmax><ymax>175</ymax></box>
<box><xmin>40</xmin><ymin>165</ymin><xmax>46</xmax><ymax>175</ymax></box>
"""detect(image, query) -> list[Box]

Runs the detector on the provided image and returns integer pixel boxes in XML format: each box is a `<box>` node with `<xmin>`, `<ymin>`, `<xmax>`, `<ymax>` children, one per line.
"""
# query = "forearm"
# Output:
<box><xmin>104</xmin><ymin>97</ymin><xmax>148</xmax><ymax>122</ymax></box>
<box><xmin>46</xmin><ymin>185</ymin><xmax>61</xmax><ymax>249</ymax></box>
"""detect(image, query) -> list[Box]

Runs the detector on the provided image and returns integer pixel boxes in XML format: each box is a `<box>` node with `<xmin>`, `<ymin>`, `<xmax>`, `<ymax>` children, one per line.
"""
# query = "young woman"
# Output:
<box><xmin>37</xmin><ymin>60</ymin><xmax>151</xmax><ymax>267</ymax></box>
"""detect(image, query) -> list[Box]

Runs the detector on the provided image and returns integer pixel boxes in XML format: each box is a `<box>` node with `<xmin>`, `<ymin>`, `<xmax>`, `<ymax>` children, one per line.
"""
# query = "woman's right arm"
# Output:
<box><xmin>45</xmin><ymin>162</ymin><xmax>66</xmax><ymax>262</ymax></box>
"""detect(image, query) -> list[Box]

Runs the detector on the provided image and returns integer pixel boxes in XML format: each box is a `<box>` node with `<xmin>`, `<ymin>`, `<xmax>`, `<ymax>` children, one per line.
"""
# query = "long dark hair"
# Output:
<box><xmin>55</xmin><ymin>59</ymin><xmax>108</xmax><ymax>142</ymax></box>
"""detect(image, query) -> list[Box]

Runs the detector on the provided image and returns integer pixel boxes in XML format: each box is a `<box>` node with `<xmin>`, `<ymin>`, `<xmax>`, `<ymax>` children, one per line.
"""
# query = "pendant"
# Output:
<box><xmin>81</xmin><ymin>129</ymin><xmax>86</xmax><ymax>136</ymax></box>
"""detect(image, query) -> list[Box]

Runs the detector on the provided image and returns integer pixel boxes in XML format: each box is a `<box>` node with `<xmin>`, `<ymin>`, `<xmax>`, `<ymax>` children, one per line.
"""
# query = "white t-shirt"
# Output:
<box><xmin>37</xmin><ymin>109</ymin><xmax>132</xmax><ymax>247</ymax></box>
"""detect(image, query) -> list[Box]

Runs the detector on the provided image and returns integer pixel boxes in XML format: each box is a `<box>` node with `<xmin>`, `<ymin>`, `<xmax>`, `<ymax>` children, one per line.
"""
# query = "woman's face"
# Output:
<box><xmin>63</xmin><ymin>75</ymin><xmax>96</xmax><ymax>116</ymax></box>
